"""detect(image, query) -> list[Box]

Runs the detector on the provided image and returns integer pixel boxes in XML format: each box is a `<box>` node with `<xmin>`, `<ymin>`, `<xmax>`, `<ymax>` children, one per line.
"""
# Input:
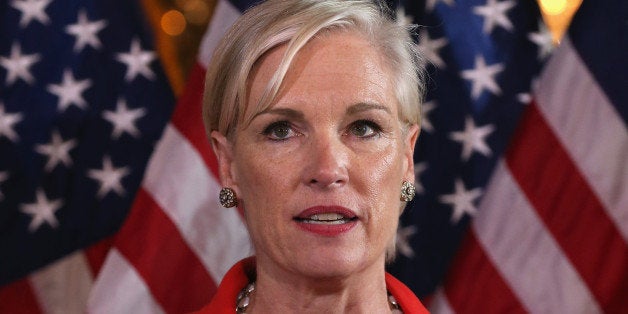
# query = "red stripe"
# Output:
<box><xmin>443</xmin><ymin>230</ymin><xmax>527</xmax><ymax>313</ymax></box>
<box><xmin>0</xmin><ymin>278</ymin><xmax>43</xmax><ymax>314</ymax></box>
<box><xmin>115</xmin><ymin>188</ymin><xmax>218</xmax><ymax>313</ymax></box>
<box><xmin>505</xmin><ymin>103</ymin><xmax>628</xmax><ymax>312</ymax></box>
<box><xmin>170</xmin><ymin>63</ymin><xmax>246</xmax><ymax>218</ymax></box>
<box><xmin>84</xmin><ymin>237</ymin><xmax>114</xmax><ymax>275</ymax></box>
<box><xmin>170</xmin><ymin>64</ymin><xmax>220</xmax><ymax>180</ymax></box>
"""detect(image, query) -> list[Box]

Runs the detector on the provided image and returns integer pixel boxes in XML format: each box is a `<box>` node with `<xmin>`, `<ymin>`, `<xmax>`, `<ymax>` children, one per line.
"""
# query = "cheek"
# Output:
<box><xmin>357</xmin><ymin>144</ymin><xmax>405</xmax><ymax>224</ymax></box>
<box><xmin>234</xmin><ymin>148</ymin><xmax>277</xmax><ymax>191</ymax></box>
<box><xmin>362</xmin><ymin>144</ymin><xmax>404</xmax><ymax>194</ymax></box>
<box><xmin>234</xmin><ymin>154</ymin><xmax>282</xmax><ymax>240</ymax></box>
<box><xmin>232</xmin><ymin>148</ymin><xmax>295</xmax><ymax>217</ymax></box>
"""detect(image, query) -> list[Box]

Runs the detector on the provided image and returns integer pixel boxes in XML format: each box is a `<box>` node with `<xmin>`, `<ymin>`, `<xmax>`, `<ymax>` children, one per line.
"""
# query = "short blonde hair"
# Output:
<box><xmin>203</xmin><ymin>0</ymin><xmax>425</xmax><ymax>137</ymax></box>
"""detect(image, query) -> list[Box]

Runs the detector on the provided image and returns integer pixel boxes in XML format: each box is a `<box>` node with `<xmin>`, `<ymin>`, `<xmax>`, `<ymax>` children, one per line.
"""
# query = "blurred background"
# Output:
<box><xmin>154</xmin><ymin>0</ymin><xmax>581</xmax><ymax>90</ymax></box>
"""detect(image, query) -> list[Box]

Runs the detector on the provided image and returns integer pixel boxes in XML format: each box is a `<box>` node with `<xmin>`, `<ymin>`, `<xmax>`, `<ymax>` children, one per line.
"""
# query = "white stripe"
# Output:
<box><xmin>429</xmin><ymin>288</ymin><xmax>456</xmax><ymax>314</ymax></box>
<box><xmin>198</xmin><ymin>0</ymin><xmax>242</xmax><ymax>68</ymax></box>
<box><xmin>87</xmin><ymin>249</ymin><xmax>164</xmax><ymax>314</ymax></box>
<box><xmin>475</xmin><ymin>161</ymin><xmax>601</xmax><ymax>313</ymax></box>
<box><xmin>534</xmin><ymin>36</ymin><xmax>628</xmax><ymax>241</ymax></box>
<box><xmin>143</xmin><ymin>124</ymin><xmax>252</xmax><ymax>282</ymax></box>
<box><xmin>29</xmin><ymin>251</ymin><xmax>93</xmax><ymax>314</ymax></box>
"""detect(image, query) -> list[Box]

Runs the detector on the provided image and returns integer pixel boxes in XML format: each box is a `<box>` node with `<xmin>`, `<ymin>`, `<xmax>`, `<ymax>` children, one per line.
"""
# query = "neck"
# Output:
<box><xmin>248</xmin><ymin>258</ymin><xmax>392</xmax><ymax>313</ymax></box>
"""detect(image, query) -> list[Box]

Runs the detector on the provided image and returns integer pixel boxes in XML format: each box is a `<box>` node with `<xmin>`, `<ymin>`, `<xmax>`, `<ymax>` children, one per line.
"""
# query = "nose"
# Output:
<box><xmin>303</xmin><ymin>133</ymin><xmax>349</xmax><ymax>189</ymax></box>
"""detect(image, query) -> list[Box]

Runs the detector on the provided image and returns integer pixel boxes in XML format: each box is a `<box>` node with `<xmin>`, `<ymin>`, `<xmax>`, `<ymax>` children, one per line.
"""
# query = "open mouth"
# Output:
<box><xmin>294</xmin><ymin>206</ymin><xmax>358</xmax><ymax>236</ymax></box>
<box><xmin>295</xmin><ymin>213</ymin><xmax>357</xmax><ymax>225</ymax></box>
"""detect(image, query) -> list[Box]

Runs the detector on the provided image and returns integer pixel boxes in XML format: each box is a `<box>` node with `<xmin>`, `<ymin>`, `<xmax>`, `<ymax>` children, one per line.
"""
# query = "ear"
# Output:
<box><xmin>402</xmin><ymin>124</ymin><xmax>420</xmax><ymax>183</ymax></box>
<box><xmin>210</xmin><ymin>131</ymin><xmax>239</xmax><ymax>192</ymax></box>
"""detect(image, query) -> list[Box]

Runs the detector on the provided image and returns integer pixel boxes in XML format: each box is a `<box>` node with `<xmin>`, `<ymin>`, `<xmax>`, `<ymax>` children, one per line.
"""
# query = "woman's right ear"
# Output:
<box><xmin>210</xmin><ymin>131</ymin><xmax>237</xmax><ymax>190</ymax></box>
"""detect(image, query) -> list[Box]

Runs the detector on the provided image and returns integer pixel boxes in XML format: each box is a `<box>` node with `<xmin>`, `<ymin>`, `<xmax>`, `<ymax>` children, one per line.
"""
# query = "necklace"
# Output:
<box><xmin>236</xmin><ymin>282</ymin><xmax>402</xmax><ymax>313</ymax></box>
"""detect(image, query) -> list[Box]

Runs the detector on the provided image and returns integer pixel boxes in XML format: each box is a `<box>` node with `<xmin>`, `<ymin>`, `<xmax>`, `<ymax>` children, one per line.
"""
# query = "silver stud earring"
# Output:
<box><xmin>219</xmin><ymin>187</ymin><xmax>238</xmax><ymax>208</ymax></box>
<box><xmin>400</xmin><ymin>181</ymin><xmax>416</xmax><ymax>202</ymax></box>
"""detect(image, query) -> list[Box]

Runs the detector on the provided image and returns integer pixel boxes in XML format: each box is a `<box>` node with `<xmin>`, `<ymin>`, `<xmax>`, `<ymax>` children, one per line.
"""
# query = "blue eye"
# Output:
<box><xmin>349</xmin><ymin>120</ymin><xmax>381</xmax><ymax>138</ymax></box>
<box><xmin>262</xmin><ymin>121</ymin><xmax>295</xmax><ymax>140</ymax></box>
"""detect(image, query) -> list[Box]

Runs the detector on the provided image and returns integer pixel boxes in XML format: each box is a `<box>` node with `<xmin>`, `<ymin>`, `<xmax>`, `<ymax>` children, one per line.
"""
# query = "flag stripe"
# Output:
<box><xmin>443</xmin><ymin>231</ymin><xmax>526</xmax><ymax>313</ymax></box>
<box><xmin>428</xmin><ymin>289</ymin><xmax>455</xmax><ymax>314</ymax></box>
<box><xmin>198</xmin><ymin>0</ymin><xmax>242</xmax><ymax>68</ymax></box>
<box><xmin>28</xmin><ymin>251</ymin><xmax>93</xmax><ymax>314</ymax></box>
<box><xmin>476</xmin><ymin>161</ymin><xmax>601</xmax><ymax>313</ymax></box>
<box><xmin>143</xmin><ymin>124</ymin><xmax>252</xmax><ymax>283</ymax></box>
<box><xmin>169</xmin><ymin>63</ymin><xmax>220</xmax><ymax>179</ymax></box>
<box><xmin>506</xmin><ymin>103</ymin><xmax>628</xmax><ymax>313</ymax></box>
<box><xmin>83</xmin><ymin>237</ymin><xmax>114</xmax><ymax>276</ymax></box>
<box><xmin>87</xmin><ymin>249</ymin><xmax>165</xmax><ymax>314</ymax></box>
<box><xmin>534</xmin><ymin>36</ymin><xmax>628</xmax><ymax>242</ymax></box>
<box><xmin>0</xmin><ymin>278</ymin><xmax>43</xmax><ymax>314</ymax></box>
<box><xmin>115</xmin><ymin>188</ymin><xmax>217</xmax><ymax>313</ymax></box>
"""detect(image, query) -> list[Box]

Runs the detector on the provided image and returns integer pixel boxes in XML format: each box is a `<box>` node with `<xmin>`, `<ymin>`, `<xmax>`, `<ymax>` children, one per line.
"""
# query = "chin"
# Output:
<box><xmin>292</xmin><ymin>248</ymin><xmax>383</xmax><ymax>280</ymax></box>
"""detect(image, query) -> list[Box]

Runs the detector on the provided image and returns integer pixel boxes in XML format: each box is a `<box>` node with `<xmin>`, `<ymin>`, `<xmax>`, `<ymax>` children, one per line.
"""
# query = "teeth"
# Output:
<box><xmin>307</xmin><ymin>219</ymin><xmax>347</xmax><ymax>224</ymax></box>
<box><xmin>309</xmin><ymin>213</ymin><xmax>344</xmax><ymax>221</ymax></box>
<box><xmin>303</xmin><ymin>213</ymin><xmax>349</xmax><ymax>224</ymax></box>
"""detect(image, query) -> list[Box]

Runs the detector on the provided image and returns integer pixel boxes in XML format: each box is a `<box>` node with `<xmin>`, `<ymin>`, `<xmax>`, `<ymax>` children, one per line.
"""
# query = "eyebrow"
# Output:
<box><xmin>255</xmin><ymin>107</ymin><xmax>305</xmax><ymax>120</ymax></box>
<box><xmin>255</xmin><ymin>102</ymin><xmax>391</xmax><ymax>119</ymax></box>
<box><xmin>346</xmin><ymin>102</ymin><xmax>392</xmax><ymax>115</ymax></box>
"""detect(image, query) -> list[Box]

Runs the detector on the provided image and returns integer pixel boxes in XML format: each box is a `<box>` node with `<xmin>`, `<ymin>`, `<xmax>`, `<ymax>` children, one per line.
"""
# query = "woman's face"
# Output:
<box><xmin>212</xmin><ymin>31</ymin><xmax>418</xmax><ymax>280</ymax></box>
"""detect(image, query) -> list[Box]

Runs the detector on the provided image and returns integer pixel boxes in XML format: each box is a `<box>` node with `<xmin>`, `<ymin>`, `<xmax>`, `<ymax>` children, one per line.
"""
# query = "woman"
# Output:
<box><xmin>196</xmin><ymin>0</ymin><xmax>427</xmax><ymax>313</ymax></box>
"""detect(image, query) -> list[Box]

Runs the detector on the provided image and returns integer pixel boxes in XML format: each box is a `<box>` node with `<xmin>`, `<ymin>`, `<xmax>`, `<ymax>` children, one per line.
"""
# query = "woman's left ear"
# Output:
<box><xmin>403</xmin><ymin>124</ymin><xmax>420</xmax><ymax>181</ymax></box>
<box><xmin>210</xmin><ymin>130</ymin><xmax>238</xmax><ymax>192</ymax></box>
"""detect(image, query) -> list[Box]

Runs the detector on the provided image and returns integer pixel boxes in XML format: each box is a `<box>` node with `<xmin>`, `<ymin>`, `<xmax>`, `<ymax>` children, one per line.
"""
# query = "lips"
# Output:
<box><xmin>294</xmin><ymin>206</ymin><xmax>357</xmax><ymax>236</ymax></box>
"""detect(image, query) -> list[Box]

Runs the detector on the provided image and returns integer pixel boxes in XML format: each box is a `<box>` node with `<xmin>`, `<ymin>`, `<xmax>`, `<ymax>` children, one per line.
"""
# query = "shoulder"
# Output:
<box><xmin>385</xmin><ymin>272</ymin><xmax>430</xmax><ymax>314</ymax></box>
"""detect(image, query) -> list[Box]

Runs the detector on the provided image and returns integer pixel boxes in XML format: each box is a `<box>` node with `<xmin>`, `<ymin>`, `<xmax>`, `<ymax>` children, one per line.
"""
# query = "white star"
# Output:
<box><xmin>116</xmin><ymin>38</ymin><xmax>156</xmax><ymax>82</ymax></box>
<box><xmin>421</xmin><ymin>101</ymin><xmax>436</xmax><ymax>133</ymax></box>
<box><xmin>414</xmin><ymin>162</ymin><xmax>427</xmax><ymax>194</ymax></box>
<box><xmin>517</xmin><ymin>92</ymin><xmax>531</xmax><ymax>104</ymax></box>
<box><xmin>460</xmin><ymin>55</ymin><xmax>504</xmax><ymax>99</ymax></box>
<box><xmin>450</xmin><ymin>116</ymin><xmax>495</xmax><ymax>161</ymax></box>
<box><xmin>0</xmin><ymin>171</ymin><xmax>8</xmax><ymax>201</ymax></box>
<box><xmin>417</xmin><ymin>29</ymin><xmax>448</xmax><ymax>69</ymax></box>
<box><xmin>47</xmin><ymin>69</ymin><xmax>92</xmax><ymax>111</ymax></box>
<box><xmin>473</xmin><ymin>0</ymin><xmax>516</xmax><ymax>34</ymax></box>
<box><xmin>396</xmin><ymin>6</ymin><xmax>414</xmax><ymax>27</ymax></box>
<box><xmin>0</xmin><ymin>103</ymin><xmax>23</xmax><ymax>142</ymax></box>
<box><xmin>528</xmin><ymin>21</ymin><xmax>554</xmax><ymax>60</ymax></box>
<box><xmin>439</xmin><ymin>179</ymin><xmax>482</xmax><ymax>224</ymax></box>
<box><xmin>102</xmin><ymin>99</ymin><xmax>147</xmax><ymax>139</ymax></box>
<box><xmin>35</xmin><ymin>130</ymin><xmax>77</xmax><ymax>171</ymax></box>
<box><xmin>20</xmin><ymin>189</ymin><xmax>63</xmax><ymax>232</ymax></box>
<box><xmin>0</xmin><ymin>43</ymin><xmax>41</xmax><ymax>85</ymax></box>
<box><xmin>396</xmin><ymin>225</ymin><xmax>417</xmax><ymax>258</ymax></box>
<box><xmin>10</xmin><ymin>0</ymin><xmax>52</xmax><ymax>28</ymax></box>
<box><xmin>65</xmin><ymin>9</ymin><xmax>108</xmax><ymax>53</ymax></box>
<box><xmin>87</xmin><ymin>156</ymin><xmax>130</xmax><ymax>198</ymax></box>
<box><xmin>426</xmin><ymin>0</ymin><xmax>455</xmax><ymax>12</ymax></box>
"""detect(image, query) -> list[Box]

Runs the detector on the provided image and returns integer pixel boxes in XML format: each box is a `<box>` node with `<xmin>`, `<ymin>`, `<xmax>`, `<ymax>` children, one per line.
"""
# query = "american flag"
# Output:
<box><xmin>388</xmin><ymin>0</ymin><xmax>544</xmax><ymax>297</ymax></box>
<box><xmin>416</xmin><ymin>0</ymin><xmax>628</xmax><ymax>312</ymax></box>
<box><xmin>1</xmin><ymin>0</ymin><xmax>626</xmax><ymax>313</ymax></box>
<box><xmin>0</xmin><ymin>0</ymin><xmax>176</xmax><ymax>312</ymax></box>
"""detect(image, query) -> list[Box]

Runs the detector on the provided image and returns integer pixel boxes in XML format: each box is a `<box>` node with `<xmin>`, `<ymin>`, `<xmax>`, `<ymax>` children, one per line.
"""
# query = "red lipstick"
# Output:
<box><xmin>294</xmin><ymin>206</ymin><xmax>357</xmax><ymax>236</ymax></box>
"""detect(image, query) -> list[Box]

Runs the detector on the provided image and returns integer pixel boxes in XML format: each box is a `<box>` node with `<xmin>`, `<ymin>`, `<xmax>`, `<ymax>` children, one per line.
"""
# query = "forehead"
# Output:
<box><xmin>246</xmin><ymin>31</ymin><xmax>397</xmax><ymax>116</ymax></box>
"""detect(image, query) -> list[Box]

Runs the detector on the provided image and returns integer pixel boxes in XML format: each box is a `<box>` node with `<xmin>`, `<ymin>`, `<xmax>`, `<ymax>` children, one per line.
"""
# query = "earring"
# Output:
<box><xmin>219</xmin><ymin>187</ymin><xmax>238</xmax><ymax>208</ymax></box>
<box><xmin>400</xmin><ymin>181</ymin><xmax>416</xmax><ymax>202</ymax></box>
